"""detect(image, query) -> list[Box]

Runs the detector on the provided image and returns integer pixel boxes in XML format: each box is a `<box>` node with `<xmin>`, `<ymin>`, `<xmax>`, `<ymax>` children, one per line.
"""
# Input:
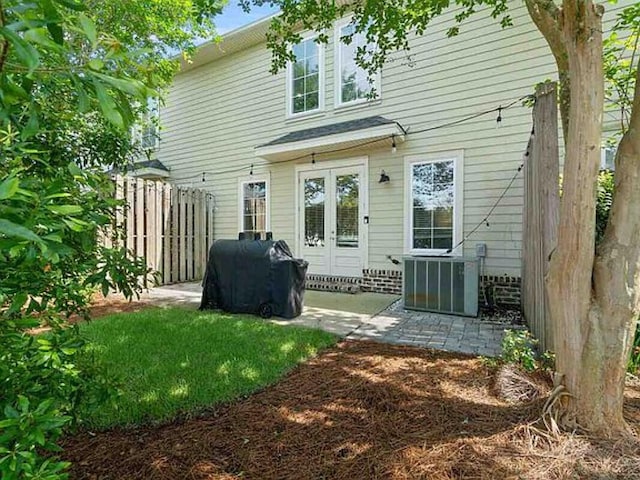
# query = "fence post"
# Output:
<box><xmin>522</xmin><ymin>82</ymin><xmax>560</xmax><ymax>352</ymax></box>
<box><xmin>126</xmin><ymin>177</ymin><xmax>135</xmax><ymax>255</ymax></box>
<box><xmin>162</xmin><ymin>183</ymin><xmax>172</xmax><ymax>285</ymax></box>
<box><xmin>186</xmin><ymin>188</ymin><xmax>194</xmax><ymax>280</ymax></box>
<box><xmin>135</xmin><ymin>178</ymin><xmax>145</xmax><ymax>263</ymax></box>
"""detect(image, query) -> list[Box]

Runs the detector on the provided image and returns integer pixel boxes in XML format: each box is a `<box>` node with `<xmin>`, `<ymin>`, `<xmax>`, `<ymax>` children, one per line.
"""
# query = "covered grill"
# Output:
<box><xmin>199</xmin><ymin>238</ymin><xmax>307</xmax><ymax>319</ymax></box>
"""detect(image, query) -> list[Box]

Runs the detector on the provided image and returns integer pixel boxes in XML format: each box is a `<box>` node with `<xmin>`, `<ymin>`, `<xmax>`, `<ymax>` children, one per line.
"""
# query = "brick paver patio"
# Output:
<box><xmin>347</xmin><ymin>305</ymin><xmax>510</xmax><ymax>357</ymax></box>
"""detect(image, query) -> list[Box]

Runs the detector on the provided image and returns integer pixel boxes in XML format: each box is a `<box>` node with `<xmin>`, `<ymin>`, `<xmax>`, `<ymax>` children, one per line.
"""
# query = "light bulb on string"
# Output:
<box><xmin>391</xmin><ymin>135</ymin><xmax>397</xmax><ymax>154</ymax></box>
<box><xmin>311</xmin><ymin>152</ymin><xmax>316</xmax><ymax>165</ymax></box>
<box><xmin>496</xmin><ymin>106</ymin><xmax>503</xmax><ymax>128</ymax></box>
<box><xmin>250</xmin><ymin>164</ymin><xmax>253</xmax><ymax>175</ymax></box>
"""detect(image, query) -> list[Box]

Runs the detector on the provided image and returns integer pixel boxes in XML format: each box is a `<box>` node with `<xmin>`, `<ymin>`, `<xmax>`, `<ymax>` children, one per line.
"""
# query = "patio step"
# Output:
<box><xmin>305</xmin><ymin>274</ymin><xmax>362</xmax><ymax>294</ymax></box>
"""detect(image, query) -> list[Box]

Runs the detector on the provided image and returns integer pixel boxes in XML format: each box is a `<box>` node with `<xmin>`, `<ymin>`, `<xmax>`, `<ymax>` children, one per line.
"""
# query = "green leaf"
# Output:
<box><xmin>92</xmin><ymin>78</ymin><xmax>123</xmax><ymax>128</ymax></box>
<box><xmin>53</xmin><ymin>0</ymin><xmax>87</xmax><ymax>11</ymax></box>
<box><xmin>92</xmin><ymin>72</ymin><xmax>148</xmax><ymax>98</ymax></box>
<box><xmin>21</xmin><ymin>104</ymin><xmax>40</xmax><ymax>140</ymax></box>
<box><xmin>46</xmin><ymin>204</ymin><xmax>83</xmax><ymax>215</ymax></box>
<box><xmin>0</xmin><ymin>419</ymin><xmax>17</xmax><ymax>429</ymax></box>
<box><xmin>0</xmin><ymin>219</ymin><xmax>41</xmax><ymax>242</ymax></box>
<box><xmin>24</xmin><ymin>27</ymin><xmax>64</xmax><ymax>52</ymax></box>
<box><xmin>87</xmin><ymin>58</ymin><xmax>104</xmax><ymax>71</ymax></box>
<box><xmin>0</xmin><ymin>177</ymin><xmax>20</xmax><ymax>200</ymax></box>
<box><xmin>0</xmin><ymin>27</ymin><xmax>40</xmax><ymax>73</ymax></box>
<box><xmin>41</xmin><ymin>0</ymin><xmax>64</xmax><ymax>44</ymax></box>
<box><xmin>67</xmin><ymin>161</ymin><xmax>83</xmax><ymax>177</ymax></box>
<box><xmin>8</xmin><ymin>292</ymin><xmax>27</xmax><ymax>313</ymax></box>
<box><xmin>78</xmin><ymin>13</ymin><xmax>97</xmax><ymax>47</ymax></box>
<box><xmin>62</xmin><ymin>218</ymin><xmax>89</xmax><ymax>231</ymax></box>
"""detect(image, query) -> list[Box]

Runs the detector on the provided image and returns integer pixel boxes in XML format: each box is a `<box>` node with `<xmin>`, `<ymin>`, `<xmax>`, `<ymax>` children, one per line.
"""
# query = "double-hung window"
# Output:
<box><xmin>288</xmin><ymin>35</ymin><xmax>323</xmax><ymax>116</ymax></box>
<box><xmin>406</xmin><ymin>153</ymin><xmax>463</xmax><ymax>254</ymax></box>
<box><xmin>240</xmin><ymin>177</ymin><xmax>269</xmax><ymax>236</ymax></box>
<box><xmin>139</xmin><ymin>97</ymin><xmax>159</xmax><ymax>150</ymax></box>
<box><xmin>336</xmin><ymin>19</ymin><xmax>380</xmax><ymax>106</ymax></box>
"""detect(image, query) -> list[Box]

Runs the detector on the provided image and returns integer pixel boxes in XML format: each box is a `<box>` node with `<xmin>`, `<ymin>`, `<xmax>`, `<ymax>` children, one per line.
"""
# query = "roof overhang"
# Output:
<box><xmin>179</xmin><ymin>14</ymin><xmax>277</xmax><ymax>73</ymax></box>
<box><xmin>131</xmin><ymin>167</ymin><xmax>171</xmax><ymax>180</ymax></box>
<box><xmin>255</xmin><ymin>120</ymin><xmax>405</xmax><ymax>161</ymax></box>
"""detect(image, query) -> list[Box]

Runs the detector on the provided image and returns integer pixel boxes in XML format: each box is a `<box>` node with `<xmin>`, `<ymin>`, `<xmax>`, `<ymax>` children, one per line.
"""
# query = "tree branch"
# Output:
<box><xmin>524</xmin><ymin>0</ymin><xmax>570</xmax><ymax>139</ymax></box>
<box><xmin>0</xmin><ymin>0</ymin><xmax>8</xmax><ymax>75</ymax></box>
<box><xmin>625</xmin><ymin>53</ymin><xmax>640</xmax><ymax>138</ymax></box>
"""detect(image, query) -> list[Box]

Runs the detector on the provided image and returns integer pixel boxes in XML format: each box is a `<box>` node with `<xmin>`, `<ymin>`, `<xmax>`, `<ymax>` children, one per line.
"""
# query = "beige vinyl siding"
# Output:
<box><xmin>157</xmin><ymin>1</ymin><xmax>629</xmax><ymax>279</ymax></box>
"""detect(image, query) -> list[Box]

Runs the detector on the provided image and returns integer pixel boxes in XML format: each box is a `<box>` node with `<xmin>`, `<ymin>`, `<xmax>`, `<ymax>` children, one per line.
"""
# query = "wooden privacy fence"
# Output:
<box><xmin>522</xmin><ymin>82</ymin><xmax>560</xmax><ymax>352</ymax></box>
<box><xmin>105</xmin><ymin>176</ymin><xmax>215</xmax><ymax>285</ymax></box>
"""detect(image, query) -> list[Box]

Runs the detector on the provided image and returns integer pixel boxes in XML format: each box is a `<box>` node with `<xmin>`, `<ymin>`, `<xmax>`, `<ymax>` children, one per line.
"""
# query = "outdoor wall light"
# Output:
<box><xmin>379</xmin><ymin>170</ymin><xmax>390</xmax><ymax>183</ymax></box>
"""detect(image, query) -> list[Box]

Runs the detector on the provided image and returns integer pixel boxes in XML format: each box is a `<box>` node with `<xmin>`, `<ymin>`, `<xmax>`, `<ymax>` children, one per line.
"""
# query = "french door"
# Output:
<box><xmin>298</xmin><ymin>164</ymin><xmax>366</xmax><ymax>277</ymax></box>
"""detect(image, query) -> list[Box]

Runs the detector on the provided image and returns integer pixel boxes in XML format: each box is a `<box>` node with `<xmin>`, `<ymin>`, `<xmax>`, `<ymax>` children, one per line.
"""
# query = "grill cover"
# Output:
<box><xmin>200</xmin><ymin>239</ymin><xmax>307</xmax><ymax>319</ymax></box>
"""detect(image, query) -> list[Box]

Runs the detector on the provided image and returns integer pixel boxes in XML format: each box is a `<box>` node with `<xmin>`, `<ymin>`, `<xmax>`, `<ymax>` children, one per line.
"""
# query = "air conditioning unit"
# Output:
<box><xmin>403</xmin><ymin>256</ymin><xmax>479</xmax><ymax>317</ymax></box>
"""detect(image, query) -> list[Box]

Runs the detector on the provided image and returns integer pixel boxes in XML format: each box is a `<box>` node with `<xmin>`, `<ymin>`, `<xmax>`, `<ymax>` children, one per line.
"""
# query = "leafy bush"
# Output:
<box><xmin>596</xmin><ymin>170</ymin><xmax>614</xmax><ymax>245</ymax></box>
<box><xmin>629</xmin><ymin>327</ymin><xmax>640</xmax><ymax>375</ymax></box>
<box><xmin>499</xmin><ymin>329</ymin><xmax>552</xmax><ymax>372</ymax></box>
<box><xmin>0</xmin><ymin>318</ymin><xmax>118</xmax><ymax>480</ymax></box>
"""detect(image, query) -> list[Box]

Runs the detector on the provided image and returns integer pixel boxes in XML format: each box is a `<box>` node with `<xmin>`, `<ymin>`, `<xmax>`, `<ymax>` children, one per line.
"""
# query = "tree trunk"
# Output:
<box><xmin>543</xmin><ymin>0</ymin><xmax>626</xmax><ymax>435</ymax></box>
<box><xmin>588</xmin><ymin>58</ymin><xmax>640</xmax><ymax>436</ymax></box>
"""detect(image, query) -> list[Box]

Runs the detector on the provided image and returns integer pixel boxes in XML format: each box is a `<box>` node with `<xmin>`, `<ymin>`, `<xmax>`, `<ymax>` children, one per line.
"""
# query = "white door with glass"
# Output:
<box><xmin>299</xmin><ymin>165</ymin><xmax>365</xmax><ymax>277</ymax></box>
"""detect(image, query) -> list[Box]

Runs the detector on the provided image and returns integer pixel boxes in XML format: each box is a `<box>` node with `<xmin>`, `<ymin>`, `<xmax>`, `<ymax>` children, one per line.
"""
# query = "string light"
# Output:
<box><xmin>170</xmin><ymin>94</ymin><xmax>531</xmax><ymax>183</ymax></box>
<box><xmin>201</xmin><ymin>172</ymin><xmax>206</xmax><ymax>182</ymax></box>
<box><xmin>250</xmin><ymin>163</ymin><xmax>253</xmax><ymax>175</ymax></box>
<box><xmin>441</xmin><ymin>162</ymin><xmax>523</xmax><ymax>256</ymax></box>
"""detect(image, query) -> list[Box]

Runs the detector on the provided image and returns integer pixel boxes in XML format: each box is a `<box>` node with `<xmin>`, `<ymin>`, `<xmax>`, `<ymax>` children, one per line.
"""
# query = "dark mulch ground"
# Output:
<box><xmin>62</xmin><ymin>341</ymin><xmax>640</xmax><ymax>480</ymax></box>
<box><xmin>83</xmin><ymin>294</ymin><xmax>150</xmax><ymax>319</ymax></box>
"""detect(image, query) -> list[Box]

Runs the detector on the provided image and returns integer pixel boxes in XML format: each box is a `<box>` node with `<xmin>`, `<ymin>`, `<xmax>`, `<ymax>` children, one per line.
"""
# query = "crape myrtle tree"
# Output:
<box><xmin>0</xmin><ymin>1</ymin><xmax>223</xmax><ymax>477</ymax></box>
<box><xmin>244</xmin><ymin>0</ymin><xmax>640</xmax><ymax>437</ymax></box>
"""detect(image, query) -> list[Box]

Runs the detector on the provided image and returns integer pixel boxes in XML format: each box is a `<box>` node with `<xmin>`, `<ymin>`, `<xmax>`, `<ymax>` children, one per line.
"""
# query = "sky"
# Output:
<box><xmin>215</xmin><ymin>2</ymin><xmax>280</xmax><ymax>35</ymax></box>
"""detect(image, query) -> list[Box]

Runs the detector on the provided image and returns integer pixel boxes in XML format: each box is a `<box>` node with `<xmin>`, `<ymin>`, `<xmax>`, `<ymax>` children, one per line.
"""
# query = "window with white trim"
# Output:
<box><xmin>408</xmin><ymin>158</ymin><xmax>458</xmax><ymax>253</ymax></box>
<box><xmin>336</xmin><ymin>20</ymin><xmax>379</xmax><ymax>106</ymax></box>
<box><xmin>601</xmin><ymin>145</ymin><xmax>616</xmax><ymax>170</ymax></box>
<box><xmin>288</xmin><ymin>36</ymin><xmax>322</xmax><ymax>116</ymax></box>
<box><xmin>240</xmin><ymin>179</ymin><xmax>268</xmax><ymax>235</ymax></box>
<box><xmin>139</xmin><ymin>97</ymin><xmax>159</xmax><ymax>150</ymax></box>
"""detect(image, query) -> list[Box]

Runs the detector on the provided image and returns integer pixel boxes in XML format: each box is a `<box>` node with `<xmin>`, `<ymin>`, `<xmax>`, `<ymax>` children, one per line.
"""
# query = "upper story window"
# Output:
<box><xmin>336</xmin><ymin>19</ymin><xmax>380</xmax><ymax>107</ymax></box>
<box><xmin>405</xmin><ymin>152</ymin><xmax>463</xmax><ymax>255</ymax></box>
<box><xmin>601</xmin><ymin>145</ymin><xmax>616</xmax><ymax>171</ymax></box>
<box><xmin>287</xmin><ymin>35</ymin><xmax>323</xmax><ymax>117</ymax></box>
<box><xmin>135</xmin><ymin>97</ymin><xmax>159</xmax><ymax>150</ymax></box>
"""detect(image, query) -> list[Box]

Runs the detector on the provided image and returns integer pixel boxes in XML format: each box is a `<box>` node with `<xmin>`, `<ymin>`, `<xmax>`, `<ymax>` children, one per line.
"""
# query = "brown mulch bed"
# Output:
<box><xmin>82</xmin><ymin>294</ymin><xmax>151</xmax><ymax>319</ymax></box>
<box><xmin>62</xmin><ymin>341</ymin><xmax>640</xmax><ymax>480</ymax></box>
<box><xmin>28</xmin><ymin>295</ymin><xmax>151</xmax><ymax>334</ymax></box>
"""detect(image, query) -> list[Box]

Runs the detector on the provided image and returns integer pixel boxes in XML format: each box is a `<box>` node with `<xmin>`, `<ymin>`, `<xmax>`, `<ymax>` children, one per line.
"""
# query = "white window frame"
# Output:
<box><xmin>134</xmin><ymin>97</ymin><xmax>160</xmax><ymax>151</ymax></box>
<box><xmin>286</xmin><ymin>31</ymin><xmax>325</xmax><ymax>119</ymax></box>
<box><xmin>238</xmin><ymin>174</ymin><xmax>271</xmax><ymax>235</ymax></box>
<box><xmin>601</xmin><ymin>145</ymin><xmax>616</xmax><ymax>171</ymax></box>
<box><xmin>334</xmin><ymin>16</ymin><xmax>381</xmax><ymax>109</ymax></box>
<box><xmin>404</xmin><ymin>150</ymin><xmax>464</xmax><ymax>256</ymax></box>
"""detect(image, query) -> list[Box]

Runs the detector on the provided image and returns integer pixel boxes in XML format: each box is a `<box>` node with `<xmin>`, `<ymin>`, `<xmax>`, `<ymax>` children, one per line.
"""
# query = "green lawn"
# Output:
<box><xmin>79</xmin><ymin>307</ymin><xmax>337</xmax><ymax>429</ymax></box>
